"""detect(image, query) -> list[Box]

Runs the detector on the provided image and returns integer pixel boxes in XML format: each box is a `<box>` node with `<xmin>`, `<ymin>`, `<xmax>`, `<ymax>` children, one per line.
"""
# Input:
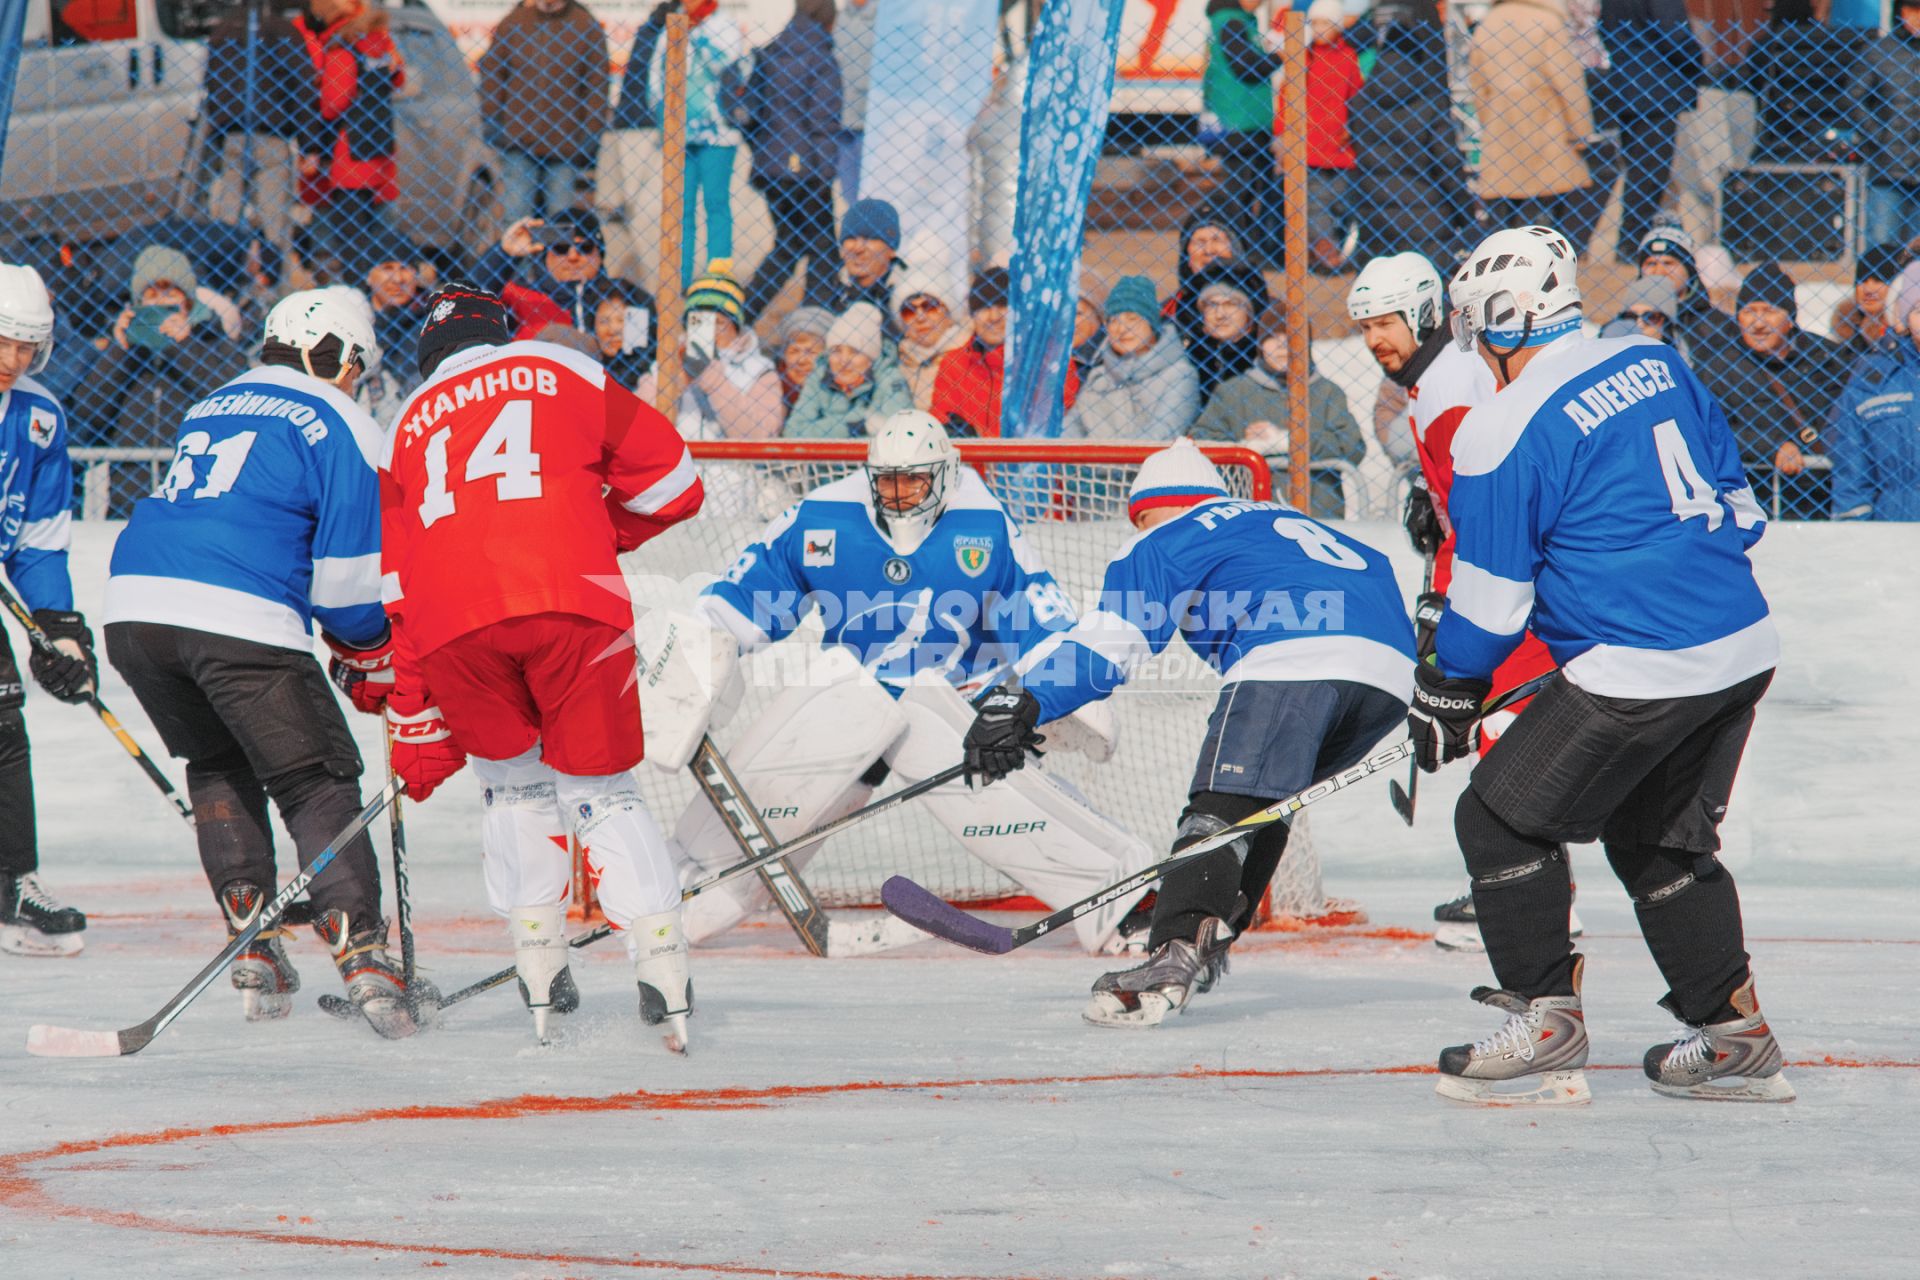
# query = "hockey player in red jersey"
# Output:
<box><xmin>1348</xmin><ymin>253</ymin><xmax>1575</xmax><ymax>950</ymax></box>
<box><xmin>375</xmin><ymin>284</ymin><xmax>704</xmax><ymax>1051</ymax></box>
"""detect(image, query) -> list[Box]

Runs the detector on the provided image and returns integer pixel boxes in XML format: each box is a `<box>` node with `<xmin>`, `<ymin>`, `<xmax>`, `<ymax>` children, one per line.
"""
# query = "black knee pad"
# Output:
<box><xmin>0</xmin><ymin>707</ymin><xmax>34</xmax><ymax>874</ymax></box>
<box><xmin>1456</xmin><ymin>786</ymin><xmax>1564</xmax><ymax>890</ymax></box>
<box><xmin>1604</xmin><ymin>842</ymin><xmax>1724</xmax><ymax>908</ymax></box>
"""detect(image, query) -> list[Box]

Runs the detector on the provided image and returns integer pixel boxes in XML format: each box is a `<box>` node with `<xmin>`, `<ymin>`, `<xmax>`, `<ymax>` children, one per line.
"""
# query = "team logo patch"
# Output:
<box><xmin>953</xmin><ymin>536</ymin><xmax>993</xmax><ymax>578</ymax></box>
<box><xmin>883</xmin><ymin>557</ymin><xmax>912</xmax><ymax>585</ymax></box>
<box><xmin>26</xmin><ymin>408</ymin><xmax>57</xmax><ymax>448</ymax></box>
<box><xmin>431</xmin><ymin>299</ymin><xmax>455</xmax><ymax>322</ymax></box>
<box><xmin>578</xmin><ymin>803</ymin><xmax>593</xmax><ymax>822</ymax></box>
<box><xmin>803</xmin><ymin>529</ymin><xmax>836</xmax><ymax>567</ymax></box>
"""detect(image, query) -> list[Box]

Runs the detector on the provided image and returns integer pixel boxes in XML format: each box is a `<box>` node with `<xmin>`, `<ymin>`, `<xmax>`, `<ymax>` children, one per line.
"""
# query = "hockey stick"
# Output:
<box><xmin>688</xmin><ymin>734</ymin><xmax>832</xmax><ymax>956</ymax></box>
<box><xmin>429</xmin><ymin>762</ymin><xmax>971</xmax><ymax>1010</ymax></box>
<box><xmin>26</xmin><ymin>781</ymin><xmax>401</xmax><ymax>1057</ymax></box>
<box><xmin>1389</xmin><ymin>554</ymin><xmax>1437</xmax><ymax>827</ymax></box>
<box><xmin>0</xmin><ymin>582</ymin><xmax>194</xmax><ymax>827</ymax></box>
<box><xmin>883</xmin><ymin>673</ymin><xmax>1557</xmax><ymax>955</ymax></box>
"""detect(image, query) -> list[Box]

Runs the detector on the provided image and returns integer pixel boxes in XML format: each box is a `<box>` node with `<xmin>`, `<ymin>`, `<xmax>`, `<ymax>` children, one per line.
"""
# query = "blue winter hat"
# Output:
<box><xmin>1105</xmin><ymin>275</ymin><xmax>1162</xmax><ymax>334</ymax></box>
<box><xmin>840</xmin><ymin>198</ymin><xmax>901</xmax><ymax>250</ymax></box>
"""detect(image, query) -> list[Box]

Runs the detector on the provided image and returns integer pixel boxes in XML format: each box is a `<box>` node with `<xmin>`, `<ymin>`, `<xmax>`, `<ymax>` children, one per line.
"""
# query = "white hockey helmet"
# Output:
<box><xmin>264</xmin><ymin>286</ymin><xmax>380</xmax><ymax>378</ymax></box>
<box><xmin>1448</xmin><ymin>225</ymin><xmax>1581</xmax><ymax>354</ymax></box>
<box><xmin>1126</xmin><ymin>438</ymin><xmax>1229</xmax><ymax>525</ymax></box>
<box><xmin>867</xmin><ymin>409</ymin><xmax>961</xmax><ymax>552</ymax></box>
<box><xmin>0</xmin><ymin>263</ymin><xmax>56</xmax><ymax>375</ymax></box>
<box><xmin>1347</xmin><ymin>252</ymin><xmax>1445</xmax><ymax>340</ymax></box>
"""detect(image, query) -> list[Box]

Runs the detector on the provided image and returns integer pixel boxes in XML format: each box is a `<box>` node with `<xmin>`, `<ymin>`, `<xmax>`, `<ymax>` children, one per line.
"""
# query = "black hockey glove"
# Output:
<box><xmin>1403</xmin><ymin>474</ymin><xmax>1444</xmax><ymax>556</ymax></box>
<box><xmin>1412</xmin><ymin>591</ymin><xmax>1447</xmax><ymax>662</ymax></box>
<box><xmin>1407</xmin><ymin>660</ymin><xmax>1489</xmax><ymax>774</ymax></box>
<box><xmin>964</xmin><ymin>684</ymin><xmax>1043</xmax><ymax>787</ymax></box>
<box><xmin>29</xmin><ymin>610</ymin><xmax>97</xmax><ymax>705</ymax></box>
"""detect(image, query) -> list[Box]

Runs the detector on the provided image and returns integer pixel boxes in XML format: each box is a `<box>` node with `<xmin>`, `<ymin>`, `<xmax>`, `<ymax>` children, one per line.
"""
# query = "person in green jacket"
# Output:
<box><xmin>1190</xmin><ymin>300</ymin><xmax>1363</xmax><ymax>519</ymax></box>
<box><xmin>1204</xmin><ymin>0</ymin><xmax>1282</xmax><ymax>264</ymax></box>
<box><xmin>784</xmin><ymin>301</ymin><xmax>913</xmax><ymax>437</ymax></box>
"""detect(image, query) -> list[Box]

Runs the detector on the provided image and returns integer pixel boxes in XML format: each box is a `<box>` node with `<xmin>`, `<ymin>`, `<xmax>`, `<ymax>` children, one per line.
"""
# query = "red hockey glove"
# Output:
<box><xmin>324</xmin><ymin>628</ymin><xmax>397</xmax><ymax>715</ymax></box>
<box><xmin>385</xmin><ymin>693</ymin><xmax>467</xmax><ymax>802</ymax></box>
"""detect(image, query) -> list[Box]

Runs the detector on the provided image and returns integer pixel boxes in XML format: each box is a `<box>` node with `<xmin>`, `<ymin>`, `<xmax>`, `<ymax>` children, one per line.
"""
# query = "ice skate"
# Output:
<box><xmin>219</xmin><ymin>881</ymin><xmax>299</xmax><ymax>1019</ymax></box>
<box><xmin>510</xmin><ymin>903</ymin><xmax>574</xmax><ymax>1045</ymax></box>
<box><xmin>314</xmin><ymin>910</ymin><xmax>416</xmax><ymax>1040</ymax></box>
<box><xmin>1644</xmin><ymin>976</ymin><xmax>1795</xmax><ymax>1103</ymax></box>
<box><xmin>0</xmin><ymin>872</ymin><xmax>87</xmax><ymax>957</ymax></box>
<box><xmin>633</xmin><ymin>910</ymin><xmax>692</xmax><ymax>1055</ymax></box>
<box><xmin>1084</xmin><ymin>915</ymin><xmax>1234</xmax><ymax>1029</ymax></box>
<box><xmin>1434</xmin><ymin>877</ymin><xmax>1582</xmax><ymax>952</ymax></box>
<box><xmin>1436</xmin><ymin>955</ymin><xmax>1590</xmax><ymax>1106</ymax></box>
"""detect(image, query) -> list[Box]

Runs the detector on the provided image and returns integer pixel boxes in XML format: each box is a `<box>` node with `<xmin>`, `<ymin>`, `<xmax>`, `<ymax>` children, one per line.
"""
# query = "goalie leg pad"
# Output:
<box><xmin>555</xmin><ymin>770</ymin><xmax>682</xmax><ymax>934</ymax></box>
<box><xmin>474</xmin><ymin>746</ymin><xmax>571</xmax><ymax>917</ymax></box>
<box><xmin>892</xmin><ymin>679</ymin><xmax>1154</xmax><ymax>954</ymax></box>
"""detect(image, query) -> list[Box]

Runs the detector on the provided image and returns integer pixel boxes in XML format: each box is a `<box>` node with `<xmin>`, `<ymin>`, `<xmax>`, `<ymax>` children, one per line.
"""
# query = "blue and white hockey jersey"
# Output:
<box><xmin>105</xmin><ymin>366</ymin><xmax>387</xmax><ymax>651</ymax></box>
<box><xmin>0</xmin><ymin>375</ymin><xmax>76</xmax><ymax>613</ymax></box>
<box><xmin>1435</xmin><ymin>334</ymin><xmax>1776</xmax><ymax>698</ymax></box>
<box><xmin>697</xmin><ymin>468</ymin><xmax>1076</xmax><ymax>693</ymax></box>
<box><xmin>1014</xmin><ymin>498</ymin><xmax>1416</xmax><ymax>724</ymax></box>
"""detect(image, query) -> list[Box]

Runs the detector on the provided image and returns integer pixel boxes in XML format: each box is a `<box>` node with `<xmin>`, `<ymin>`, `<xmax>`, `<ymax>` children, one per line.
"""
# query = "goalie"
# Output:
<box><xmin>670</xmin><ymin>411</ymin><xmax>1156</xmax><ymax>955</ymax></box>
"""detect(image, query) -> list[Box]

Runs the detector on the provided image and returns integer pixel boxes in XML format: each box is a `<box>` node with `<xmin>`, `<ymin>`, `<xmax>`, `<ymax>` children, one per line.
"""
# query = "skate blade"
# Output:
<box><xmin>240</xmin><ymin>989</ymin><xmax>294</xmax><ymax>1022</ymax></box>
<box><xmin>1082</xmin><ymin>989</ymin><xmax>1177</xmax><ymax>1030</ymax></box>
<box><xmin>356</xmin><ymin>996</ymin><xmax>419</xmax><ymax>1041</ymax></box>
<box><xmin>532</xmin><ymin>1004</ymin><xmax>553</xmax><ymax>1046</ymax></box>
<box><xmin>827</xmin><ymin>915</ymin><xmax>930</xmax><ymax>957</ymax></box>
<box><xmin>1435</xmin><ymin>1069</ymin><xmax>1592</xmax><ymax>1107</ymax></box>
<box><xmin>1432</xmin><ymin>922</ymin><xmax>1486</xmax><ymax>953</ymax></box>
<box><xmin>660</xmin><ymin>1014</ymin><xmax>689</xmax><ymax>1056</ymax></box>
<box><xmin>1568</xmin><ymin>906</ymin><xmax>1585</xmax><ymax>939</ymax></box>
<box><xmin>27</xmin><ymin>1024</ymin><xmax>122</xmax><ymax>1057</ymax></box>
<box><xmin>1651</xmin><ymin>1072</ymin><xmax>1796</xmax><ymax>1103</ymax></box>
<box><xmin>0</xmin><ymin>924</ymin><xmax>84</xmax><ymax>957</ymax></box>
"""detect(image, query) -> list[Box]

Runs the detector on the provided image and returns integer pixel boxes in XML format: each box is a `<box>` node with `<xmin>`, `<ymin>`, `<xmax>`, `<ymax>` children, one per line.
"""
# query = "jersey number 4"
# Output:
<box><xmin>1653</xmin><ymin>419</ymin><xmax>1723</xmax><ymax>533</ymax></box>
<box><xmin>418</xmin><ymin>400</ymin><xmax>543</xmax><ymax>528</ymax></box>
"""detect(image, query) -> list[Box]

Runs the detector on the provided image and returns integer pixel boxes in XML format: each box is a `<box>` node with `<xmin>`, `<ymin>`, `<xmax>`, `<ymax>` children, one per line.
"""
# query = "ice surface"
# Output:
<box><xmin>2</xmin><ymin>524</ymin><xmax>1914</xmax><ymax>1278</ymax></box>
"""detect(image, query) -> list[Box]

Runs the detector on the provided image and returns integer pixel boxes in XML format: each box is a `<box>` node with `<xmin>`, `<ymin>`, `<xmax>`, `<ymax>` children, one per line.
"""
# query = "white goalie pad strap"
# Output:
<box><xmin>1037</xmin><ymin>698</ymin><xmax>1120</xmax><ymax>763</ymax></box>
<box><xmin>635</xmin><ymin>609</ymin><xmax>745</xmax><ymax>772</ymax></box>
<box><xmin>474</xmin><ymin>747</ymin><xmax>570</xmax><ymax>918</ymax></box>
<box><xmin>890</xmin><ymin>679</ymin><xmax>1155</xmax><ymax>953</ymax></box>
<box><xmin>555</xmin><ymin>771</ymin><xmax>682</xmax><ymax>926</ymax></box>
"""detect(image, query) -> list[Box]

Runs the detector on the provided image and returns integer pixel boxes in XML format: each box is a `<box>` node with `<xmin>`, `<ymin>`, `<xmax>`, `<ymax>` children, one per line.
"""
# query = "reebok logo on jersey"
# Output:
<box><xmin>1561</xmin><ymin>357</ymin><xmax>1680</xmax><ymax>434</ymax></box>
<box><xmin>954</xmin><ymin>536</ymin><xmax>993</xmax><ymax>578</ymax></box>
<box><xmin>803</xmin><ymin>530</ymin><xmax>835</xmax><ymax>566</ymax></box>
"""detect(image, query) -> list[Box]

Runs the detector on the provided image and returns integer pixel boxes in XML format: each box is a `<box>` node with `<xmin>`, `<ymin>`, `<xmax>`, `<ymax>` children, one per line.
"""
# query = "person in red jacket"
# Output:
<box><xmin>929</xmin><ymin>267</ymin><xmax>1079</xmax><ymax>437</ymax></box>
<box><xmin>293</xmin><ymin>0</ymin><xmax>406</xmax><ymax>278</ymax></box>
<box><xmin>1275</xmin><ymin>0</ymin><xmax>1365</xmax><ymax>273</ymax></box>
<box><xmin>378</xmin><ymin>284</ymin><xmax>706</xmax><ymax>1053</ymax></box>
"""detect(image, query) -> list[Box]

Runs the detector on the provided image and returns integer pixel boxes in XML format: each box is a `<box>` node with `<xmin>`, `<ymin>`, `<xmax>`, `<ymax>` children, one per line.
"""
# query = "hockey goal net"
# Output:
<box><xmin>611</xmin><ymin>440</ymin><xmax>1362</xmax><ymax>930</ymax></box>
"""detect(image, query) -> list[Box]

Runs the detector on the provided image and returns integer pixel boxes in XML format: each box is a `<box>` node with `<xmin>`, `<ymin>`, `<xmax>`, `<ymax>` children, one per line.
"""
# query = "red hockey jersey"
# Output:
<box><xmin>1406</xmin><ymin>341</ymin><xmax>1495</xmax><ymax>595</ymax></box>
<box><xmin>380</xmin><ymin>340</ymin><xmax>703</xmax><ymax>658</ymax></box>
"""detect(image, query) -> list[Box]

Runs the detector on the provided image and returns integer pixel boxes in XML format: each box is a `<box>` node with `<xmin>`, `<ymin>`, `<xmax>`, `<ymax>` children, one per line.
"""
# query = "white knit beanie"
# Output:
<box><xmin>827</xmin><ymin>302</ymin><xmax>886</xmax><ymax>362</ymax></box>
<box><xmin>1127</xmin><ymin>438</ymin><xmax>1230</xmax><ymax>523</ymax></box>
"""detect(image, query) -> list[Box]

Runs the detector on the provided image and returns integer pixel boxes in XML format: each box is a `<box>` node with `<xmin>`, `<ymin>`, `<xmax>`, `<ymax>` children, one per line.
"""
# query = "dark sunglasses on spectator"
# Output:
<box><xmin>549</xmin><ymin>240</ymin><xmax>598</xmax><ymax>258</ymax></box>
<box><xmin>899</xmin><ymin>296</ymin><xmax>943</xmax><ymax>317</ymax></box>
<box><xmin>1626</xmin><ymin>309</ymin><xmax>1666</xmax><ymax>324</ymax></box>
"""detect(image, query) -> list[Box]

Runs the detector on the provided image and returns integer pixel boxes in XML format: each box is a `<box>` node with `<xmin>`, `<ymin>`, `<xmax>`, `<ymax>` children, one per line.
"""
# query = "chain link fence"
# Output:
<box><xmin>6</xmin><ymin>0</ymin><xmax>1918</xmax><ymax>524</ymax></box>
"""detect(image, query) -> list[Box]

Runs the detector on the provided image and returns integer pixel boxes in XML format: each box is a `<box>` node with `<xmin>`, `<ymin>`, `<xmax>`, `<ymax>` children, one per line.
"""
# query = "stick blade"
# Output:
<box><xmin>27</xmin><ymin>1023</ymin><xmax>132</xmax><ymax>1058</ymax></box>
<box><xmin>1389</xmin><ymin>781</ymin><xmax>1415</xmax><ymax>826</ymax></box>
<box><xmin>881</xmin><ymin>876</ymin><xmax>1014</xmax><ymax>955</ymax></box>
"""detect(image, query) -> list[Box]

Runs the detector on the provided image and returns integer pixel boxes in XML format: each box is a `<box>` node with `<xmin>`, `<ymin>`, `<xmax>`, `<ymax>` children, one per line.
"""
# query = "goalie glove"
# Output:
<box><xmin>385</xmin><ymin>691</ymin><xmax>467</xmax><ymax>802</ymax></box>
<box><xmin>1407</xmin><ymin>660</ymin><xmax>1490</xmax><ymax>774</ymax></box>
<box><xmin>963</xmin><ymin>684</ymin><xmax>1043</xmax><ymax>787</ymax></box>
<box><xmin>324</xmin><ymin>628</ymin><xmax>397</xmax><ymax>715</ymax></box>
<box><xmin>28</xmin><ymin>610</ymin><xmax>96</xmax><ymax>704</ymax></box>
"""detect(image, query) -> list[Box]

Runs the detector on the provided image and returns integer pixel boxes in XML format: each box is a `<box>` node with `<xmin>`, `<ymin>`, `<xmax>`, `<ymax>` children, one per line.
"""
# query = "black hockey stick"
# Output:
<box><xmin>27</xmin><ymin>781</ymin><xmax>401</xmax><ymax>1057</ymax></box>
<box><xmin>883</xmin><ymin>673</ymin><xmax>1557</xmax><ymax>955</ymax></box>
<box><xmin>1389</xmin><ymin>554</ymin><xmax>1437</xmax><ymax>827</ymax></box>
<box><xmin>427</xmin><ymin>763</ymin><xmax>972</xmax><ymax>1011</ymax></box>
<box><xmin>0</xmin><ymin>582</ymin><xmax>194</xmax><ymax>828</ymax></box>
<box><xmin>689</xmin><ymin>734</ymin><xmax>832</xmax><ymax>956</ymax></box>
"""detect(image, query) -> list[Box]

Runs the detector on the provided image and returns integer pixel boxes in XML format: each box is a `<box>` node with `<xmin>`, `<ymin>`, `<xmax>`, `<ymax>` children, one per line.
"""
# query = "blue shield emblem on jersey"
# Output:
<box><xmin>954</xmin><ymin>536</ymin><xmax>993</xmax><ymax>578</ymax></box>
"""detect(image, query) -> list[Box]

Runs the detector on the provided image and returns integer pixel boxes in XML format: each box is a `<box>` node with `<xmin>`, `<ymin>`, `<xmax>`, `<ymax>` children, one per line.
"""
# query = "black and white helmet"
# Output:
<box><xmin>867</xmin><ymin>410</ymin><xmax>961</xmax><ymax>553</ymax></box>
<box><xmin>1346</xmin><ymin>252</ymin><xmax>1444</xmax><ymax>340</ymax></box>
<box><xmin>1448</xmin><ymin>226</ymin><xmax>1581</xmax><ymax>352</ymax></box>
<box><xmin>0</xmin><ymin>263</ymin><xmax>56</xmax><ymax>375</ymax></box>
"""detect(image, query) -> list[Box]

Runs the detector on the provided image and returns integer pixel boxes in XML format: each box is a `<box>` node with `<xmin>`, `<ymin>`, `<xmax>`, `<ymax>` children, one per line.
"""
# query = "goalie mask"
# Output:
<box><xmin>867</xmin><ymin>410</ymin><xmax>961</xmax><ymax>555</ymax></box>
<box><xmin>0</xmin><ymin>263</ymin><xmax>56</xmax><ymax>376</ymax></box>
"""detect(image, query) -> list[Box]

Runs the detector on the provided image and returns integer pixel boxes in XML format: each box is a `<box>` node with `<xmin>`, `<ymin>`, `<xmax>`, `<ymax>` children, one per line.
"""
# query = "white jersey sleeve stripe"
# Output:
<box><xmin>693</xmin><ymin>593</ymin><xmax>770</xmax><ymax>652</ymax></box>
<box><xmin>622</xmin><ymin>449</ymin><xmax>700</xmax><ymax>516</ymax></box>
<box><xmin>15</xmin><ymin>510</ymin><xmax>70</xmax><ymax>552</ymax></box>
<box><xmin>1724</xmin><ymin>485</ymin><xmax>1765</xmax><ymax>532</ymax></box>
<box><xmin>311</xmin><ymin>552</ymin><xmax>384</xmax><ymax>609</ymax></box>
<box><xmin>1017</xmin><ymin>608</ymin><xmax>1153</xmax><ymax>680</ymax></box>
<box><xmin>1445</xmin><ymin>558</ymin><xmax>1536</xmax><ymax>639</ymax></box>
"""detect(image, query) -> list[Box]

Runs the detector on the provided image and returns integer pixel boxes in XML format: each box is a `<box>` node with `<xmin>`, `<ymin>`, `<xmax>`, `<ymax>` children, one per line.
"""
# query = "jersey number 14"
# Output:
<box><xmin>418</xmin><ymin>400</ymin><xmax>544</xmax><ymax>528</ymax></box>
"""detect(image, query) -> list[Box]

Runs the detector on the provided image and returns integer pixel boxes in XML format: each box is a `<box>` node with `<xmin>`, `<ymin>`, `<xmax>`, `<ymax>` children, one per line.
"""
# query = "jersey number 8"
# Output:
<box><xmin>1271</xmin><ymin>516</ymin><xmax>1366</xmax><ymax>570</ymax></box>
<box><xmin>418</xmin><ymin>400</ymin><xmax>543</xmax><ymax>528</ymax></box>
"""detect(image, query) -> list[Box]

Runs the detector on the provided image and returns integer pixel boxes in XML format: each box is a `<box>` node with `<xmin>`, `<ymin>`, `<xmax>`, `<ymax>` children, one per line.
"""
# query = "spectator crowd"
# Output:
<box><xmin>11</xmin><ymin>0</ymin><xmax>1920</xmax><ymax>521</ymax></box>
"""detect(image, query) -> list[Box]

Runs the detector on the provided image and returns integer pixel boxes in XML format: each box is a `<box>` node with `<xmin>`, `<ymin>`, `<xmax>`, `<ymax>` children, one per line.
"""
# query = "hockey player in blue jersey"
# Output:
<box><xmin>0</xmin><ymin>264</ymin><xmax>95</xmax><ymax>958</ymax></box>
<box><xmin>676</xmin><ymin>411</ymin><xmax>1159</xmax><ymax>954</ymax></box>
<box><xmin>1410</xmin><ymin>225</ymin><xmax>1791</xmax><ymax>1104</ymax></box>
<box><xmin>102</xmin><ymin>288</ymin><xmax>417</xmax><ymax>1039</ymax></box>
<box><xmin>964</xmin><ymin>439</ymin><xmax>1416</xmax><ymax>1026</ymax></box>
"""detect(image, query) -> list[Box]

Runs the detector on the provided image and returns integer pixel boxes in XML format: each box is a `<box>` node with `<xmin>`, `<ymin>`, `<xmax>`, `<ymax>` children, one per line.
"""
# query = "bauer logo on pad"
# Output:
<box><xmin>803</xmin><ymin>530</ymin><xmax>836</xmax><ymax>566</ymax></box>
